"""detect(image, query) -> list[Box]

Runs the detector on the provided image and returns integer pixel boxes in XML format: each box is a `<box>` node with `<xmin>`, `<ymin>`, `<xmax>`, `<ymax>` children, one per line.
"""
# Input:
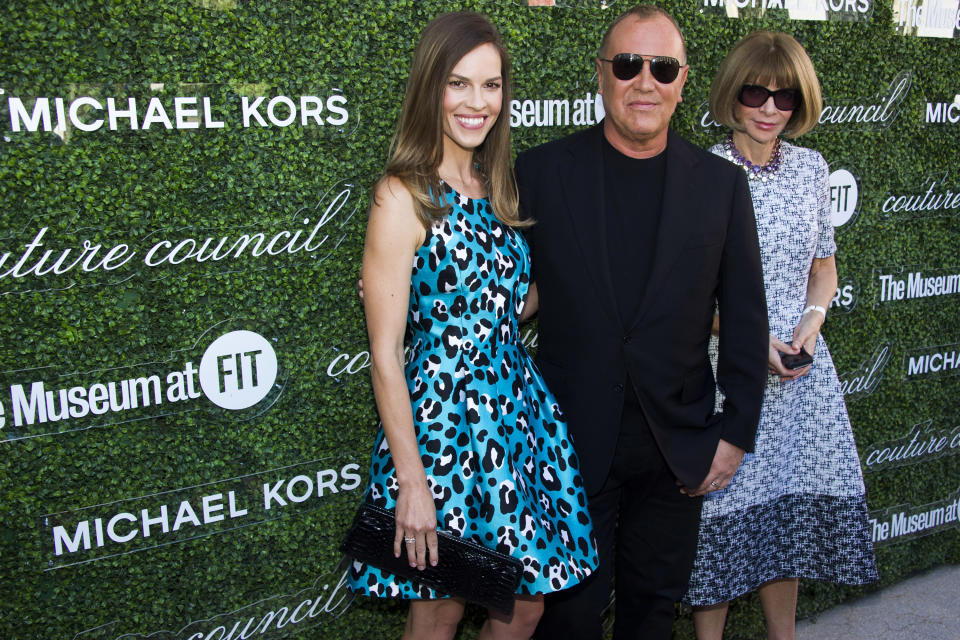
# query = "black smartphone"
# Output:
<box><xmin>779</xmin><ymin>347</ymin><xmax>813</xmax><ymax>370</ymax></box>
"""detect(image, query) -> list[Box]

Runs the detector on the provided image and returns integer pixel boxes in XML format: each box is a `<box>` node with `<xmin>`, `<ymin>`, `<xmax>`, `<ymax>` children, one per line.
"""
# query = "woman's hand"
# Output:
<box><xmin>768</xmin><ymin>334</ymin><xmax>810</xmax><ymax>382</ymax></box>
<box><xmin>791</xmin><ymin>308</ymin><xmax>822</xmax><ymax>358</ymax></box>
<box><xmin>781</xmin><ymin>253</ymin><xmax>833</xmax><ymax>380</ymax></box>
<box><xmin>394</xmin><ymin>481</ymin><xmax>440</xmax><ymax>570</ymax></box>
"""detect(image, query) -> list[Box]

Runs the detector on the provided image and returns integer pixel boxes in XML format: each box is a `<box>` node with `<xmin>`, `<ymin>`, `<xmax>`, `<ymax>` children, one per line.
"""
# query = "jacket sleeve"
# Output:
<box><xmin>715</xmin><ymin>169</ymin><xmax>768</xmax><ymax>452</ymax></box>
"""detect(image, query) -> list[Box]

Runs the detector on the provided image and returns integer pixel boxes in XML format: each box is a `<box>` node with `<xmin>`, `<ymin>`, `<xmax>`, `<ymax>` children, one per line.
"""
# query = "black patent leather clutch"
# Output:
<box><xmin>340</xmin><ymin>502</ymin><xmax>523</xmax><ymax>616</ymax></box>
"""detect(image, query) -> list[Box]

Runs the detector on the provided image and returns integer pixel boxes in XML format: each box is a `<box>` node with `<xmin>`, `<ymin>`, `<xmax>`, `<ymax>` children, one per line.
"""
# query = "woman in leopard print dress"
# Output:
<box><xmin>346</xmin><ymin>12</ymin><xmax>598</xmax><ymax>640</ymax></box>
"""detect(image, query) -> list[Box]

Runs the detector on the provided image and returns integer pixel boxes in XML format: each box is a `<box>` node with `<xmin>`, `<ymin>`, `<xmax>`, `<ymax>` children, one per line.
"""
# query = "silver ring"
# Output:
<box><xmin>710</xmin><ymin>480</ymin><xmax>720</xmax><ymax>488</ymax></box>
<box><xmin>404</xmin><ymin>537</ymin><xmax>416</xmax><ymax>544</ymax></box>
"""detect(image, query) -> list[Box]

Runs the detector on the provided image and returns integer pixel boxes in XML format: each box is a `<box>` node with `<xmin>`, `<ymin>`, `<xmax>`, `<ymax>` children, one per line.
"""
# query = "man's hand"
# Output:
<box><xmin>679</xmin><ymin>439</ymin><xmax>745</xmax><ymax>497</ymax></box>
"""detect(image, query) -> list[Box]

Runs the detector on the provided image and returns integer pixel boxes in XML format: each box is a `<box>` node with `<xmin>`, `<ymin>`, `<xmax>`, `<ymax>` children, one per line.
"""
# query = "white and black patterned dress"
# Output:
<box><xmin>683</xmin><ymin>142</ymin><xmax>878</xmax><ymax>606</ymax></box>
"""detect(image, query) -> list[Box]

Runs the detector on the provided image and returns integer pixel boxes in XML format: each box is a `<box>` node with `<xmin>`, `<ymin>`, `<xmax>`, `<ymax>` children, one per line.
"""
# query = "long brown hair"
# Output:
<box><xmin>380</xmin><ymin>11</ymin><xmax>525</xmax><ymax>228</ymax></box>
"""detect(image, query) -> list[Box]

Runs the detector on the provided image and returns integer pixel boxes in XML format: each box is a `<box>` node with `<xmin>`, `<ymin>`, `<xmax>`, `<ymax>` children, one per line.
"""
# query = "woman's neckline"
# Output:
<box><xmin>440</xmin><ymin>179</ymin><xmax>487</xmax><ymax>201</ymax></box>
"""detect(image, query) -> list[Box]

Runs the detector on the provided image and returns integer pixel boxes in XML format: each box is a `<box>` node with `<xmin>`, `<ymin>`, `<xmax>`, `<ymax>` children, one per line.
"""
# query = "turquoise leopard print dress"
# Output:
<box><xmin>348</xmin><ymin>183</ymin><xmax>599</xmax><ymax>599</ymax></box>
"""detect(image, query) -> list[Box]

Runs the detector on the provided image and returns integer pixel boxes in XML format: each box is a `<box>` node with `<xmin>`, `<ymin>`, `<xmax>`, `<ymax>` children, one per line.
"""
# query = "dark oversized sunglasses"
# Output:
<box><xmin>598</xmin><ymin>53</ymin><xmax>684</xmax><ymax>84</ymax></box>
<box><xmin>737</xmin><ymin>84</ymin><xmax>802</xmax><ymax>111</ymax></box>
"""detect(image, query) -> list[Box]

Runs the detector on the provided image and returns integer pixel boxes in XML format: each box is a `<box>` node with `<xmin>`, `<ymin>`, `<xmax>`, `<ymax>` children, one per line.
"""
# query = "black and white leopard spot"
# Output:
<box><xmin>481</xmin><ymin>439</ymin><xmax>507</xmax><ymax>472</ymax></box>
<box><xmin>499</xmin><ymin>395</ymin><xmax>514</xmax><ymax>417</ymax></box>
<box><xmin>539</xmin><ymin>460</ymin><xmax>562</xmax><ymax>491</ymax></box>
<box><xmin>451</xmin><ymin>243</ymin><xmax>472</xmax><ymax>270</ymax></box>
<box><xmin>498</xmin><ymin>479</ymin><xmax>519</xmax><ymax>514</ymax></box>
<box><xmin>440</xmin><ymin>326</ymin><xmax>464</xmax><ymax>359</ymax></box>
<box><xmin>547</xmin><ymin>558</ymin><xmax>569</xmax><ymax>590</ymax></box>
<box><xmin>500</xmin><ymin>357</ymin><xmax>514</xmax><ymax>381</ymax></box>
<box><xmin>478</xmin><ymin>490</ymin><xmax>496</xmax><ymax>522</ymax></box>
<box><xmin>473</xmin><ymin>319</ymin><xmax>493</xmax><ymax>342</ymax></box>
<box><xmin>422</xmin><ymin>355</ymin><xmax>442</xmax><ymax>378</ymax></box>
<box><xmin>427</xmin><ymin>242</ymin><xmax>447</xmax><ymax>272</ymax></box>
<box><xmin>431</xmin><ymin>299</ymin><xmax>449</xmax><ymax>322</ymax></box>
<box><xmin>444</xmin><ymin>507</ymin><xmax>467</xmax><ymax>536</ymax></box>
<box><xmin>557</xmin><ymin>520</ymin><xmax>574</xmax><ymax>550</ymax></box>
<box><xmin>550</xmin><ymin>401</ymin><xmax>564</xmax><ymax>422</ymax></box>
<box><xmin>463</xmin><ymin>271</ymin><xmax>481</xmax><ymax>291</ymax></box>
<box><xmin>523</xmin><ymin>457</ymin><xmax>536</xmax><ymax>481</ymax></box>
<box><xmin>538</xmin><ymin>494</ymin><xmax>555</xmax><ymax>522</ymax></box>
<box><xmin>537</xmin><ymin>515</ymin><xmax>555</xmax><ymax>537</ymax></box>
<box><xmin>433</xmin><ymin>372</ymin><xmax>455</xmax><ymax>402</ymax></box>
<box><xmin>437</xmin><ymin>265</ymin><xmax>458</xmax><ymax>293</ymax></box>
<box><xmin>519</xmin><ymin>509</ymin><xmax>537</xmax><ymax>540</ymax></box>
<box><xmin>478</xmin><ymin>393</ymin><xmax>499</xmax><ymax>419</ymax></box>
<box><xmin>416</xmin><ymin>398</ymin><xmax>443</xmax><ymax>421</ymax></box>
<box><xmin>409</xmin><ymin>375</ymin><xmax>428</xmax><ymax>402</ymax></box>
<box><xmin>433</xmin><ymin>444</ymin><xmax>457</xmax><ymax>476</ymax></box>
<box><xmin>497</xmin><ymin>525</ymin><xmax>520</xmax><ymax>554</ymax></box>
<box><xmin>469</xmin><ymin>350</ymin><xmax>491</xmax><ymax>368</ymax></box>
<box><xmin>521</xmin><ymin>556</ymin><xmax>542</xmax><ymax>584</ymax></box>
<box><xmin>459</xmin><ymin>450</ymin><xmax>477</xmax><ymax>479</ymax></box>
<box><xmin>451</xmin><ymin>295</ymin><xmax>468</xmax><ymax>317</ymax></box>
<box><xmin>427</xmin><ymin>476</ymin><xmax>452</xmax><ymax>505</ymax></box>
<box><xmin>465</xmin><ymin>389</ymin><xmax>482</xmax><ymax>425</ymax></box>
<box><xmin>513</xmin><ymin>467</ymin><xmax>528</xmax><ymax>494</ymax></box>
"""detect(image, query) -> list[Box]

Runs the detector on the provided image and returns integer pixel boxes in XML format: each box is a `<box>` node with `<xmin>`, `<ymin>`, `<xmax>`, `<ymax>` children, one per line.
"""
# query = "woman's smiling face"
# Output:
<box><xmin>441</xmin><ymin>43</ymin><xmax>503</xmax><ymax>154</ymax></box>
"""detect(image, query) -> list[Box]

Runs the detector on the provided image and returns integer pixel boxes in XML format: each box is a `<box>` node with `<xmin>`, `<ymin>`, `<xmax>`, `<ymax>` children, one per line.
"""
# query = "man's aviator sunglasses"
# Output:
<box><xmin>598</xmin><ymin>53</ymin><xmax>684</xmax><ymax>84</ymax></box>
<box><xmin>737</xmin><ymin>85</ymin><xmax>802</xmax><ymax>111</ymax></box>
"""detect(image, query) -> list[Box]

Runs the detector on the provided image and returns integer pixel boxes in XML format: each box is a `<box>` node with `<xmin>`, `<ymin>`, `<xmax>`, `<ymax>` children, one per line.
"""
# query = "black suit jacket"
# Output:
<box><xmin>516</xmin><ymin>124</ymin><xmax>768</xmax><ymax>494</ymax></box>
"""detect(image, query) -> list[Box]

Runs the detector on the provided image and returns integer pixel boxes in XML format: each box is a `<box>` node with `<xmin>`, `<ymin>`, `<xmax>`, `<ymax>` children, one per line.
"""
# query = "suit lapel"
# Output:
<box><xmin>558</xmin><ymin>125</ymin><xmax>623</xmax><ymax>328</ymax></box>
<box><xmin>629</xmin><ymin>130</ymin><xmax>699</xmax><ymax>331</ymax></box>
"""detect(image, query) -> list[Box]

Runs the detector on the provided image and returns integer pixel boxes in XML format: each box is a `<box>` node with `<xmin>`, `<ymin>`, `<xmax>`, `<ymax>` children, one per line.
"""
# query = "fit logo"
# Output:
<box><xmin>199</xmin><ymin>331</ymin><xmax>278</xmax><ymax>410</ymax></box>
<box><xmin>829</xmin><ymin>169</ymin><xmax>859</xmax><ymax>227</ymax></box>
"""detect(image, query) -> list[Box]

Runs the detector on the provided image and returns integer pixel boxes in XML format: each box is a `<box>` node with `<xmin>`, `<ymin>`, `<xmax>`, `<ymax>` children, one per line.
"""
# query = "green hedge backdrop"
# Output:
<box><xmin>1</xmin><ymin>1</ymin><xmax>958</xmax><ymax>638</ymax></box>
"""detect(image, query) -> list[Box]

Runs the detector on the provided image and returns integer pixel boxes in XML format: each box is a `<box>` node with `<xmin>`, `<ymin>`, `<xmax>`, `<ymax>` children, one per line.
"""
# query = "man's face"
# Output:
<box><xmin>597</xmin><ymin>15</ymin><xmax>688</xmax><ymax>154</ymax></box>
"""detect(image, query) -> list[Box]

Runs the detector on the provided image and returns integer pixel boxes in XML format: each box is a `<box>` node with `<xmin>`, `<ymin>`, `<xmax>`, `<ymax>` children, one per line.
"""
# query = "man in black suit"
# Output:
<box><xmin>517</xmin><ymin>5</ymin><xmax>769</xmax><ymax>639</ymax></box>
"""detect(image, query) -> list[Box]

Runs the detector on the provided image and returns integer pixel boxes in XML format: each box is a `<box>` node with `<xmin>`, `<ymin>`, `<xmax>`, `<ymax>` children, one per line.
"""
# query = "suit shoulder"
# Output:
<box><xmin>692</xmin><ymin>145</ymin><xmax>744</xmax><ymax>184</ymax></box>
<box><xmin>690</xmin><ymin>139</ymin><xmax>739</xmax><ymax>172</ymax></box>
<box><xmin>517</xmin><ymin>126</ymin><xmax>595</xmax><ymax>165</ymax></box>
<box><xmin>669</xmin><ymin>132</ymin><xmax>736</xmax><ymax>173</ymax></box>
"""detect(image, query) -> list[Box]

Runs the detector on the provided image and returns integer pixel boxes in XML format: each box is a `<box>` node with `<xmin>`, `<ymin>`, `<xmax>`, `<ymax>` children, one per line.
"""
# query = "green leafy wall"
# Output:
<box><xmin>0</xmin><ymin>1</ymin><xmax>957</xmax><ymax>639</ymax></box>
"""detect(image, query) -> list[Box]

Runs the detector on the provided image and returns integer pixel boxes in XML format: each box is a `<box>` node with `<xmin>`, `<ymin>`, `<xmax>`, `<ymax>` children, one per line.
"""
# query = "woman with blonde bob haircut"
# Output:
<box><xmin>708</xmin><ymin>30</ymin><xmax>822</xmax><ymax>139</ymax></box>
<box><xmin>346</xmin><ymin>10</ymin><xmax>599</xmax><ymax>640</ymax></box>
<box><xmin>683</xmin><ymin>31</ymin><xmax>877</xmax><ymax>640</ymax></box>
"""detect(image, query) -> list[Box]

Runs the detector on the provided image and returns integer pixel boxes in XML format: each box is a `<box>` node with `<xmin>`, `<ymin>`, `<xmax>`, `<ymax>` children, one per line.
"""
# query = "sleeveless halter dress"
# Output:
<box><xmin>348</xmin><ymin>183</ymin><xmax>599</xmax><ymax>599</ymax></box>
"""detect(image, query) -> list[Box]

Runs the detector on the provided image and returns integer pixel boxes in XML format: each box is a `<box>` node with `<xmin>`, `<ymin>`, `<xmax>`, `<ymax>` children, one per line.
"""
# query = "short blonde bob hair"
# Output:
<box><xmin>709</xmin><ymin>31</ymin><xmax>822</xmax><ymax>138</ymax></box>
